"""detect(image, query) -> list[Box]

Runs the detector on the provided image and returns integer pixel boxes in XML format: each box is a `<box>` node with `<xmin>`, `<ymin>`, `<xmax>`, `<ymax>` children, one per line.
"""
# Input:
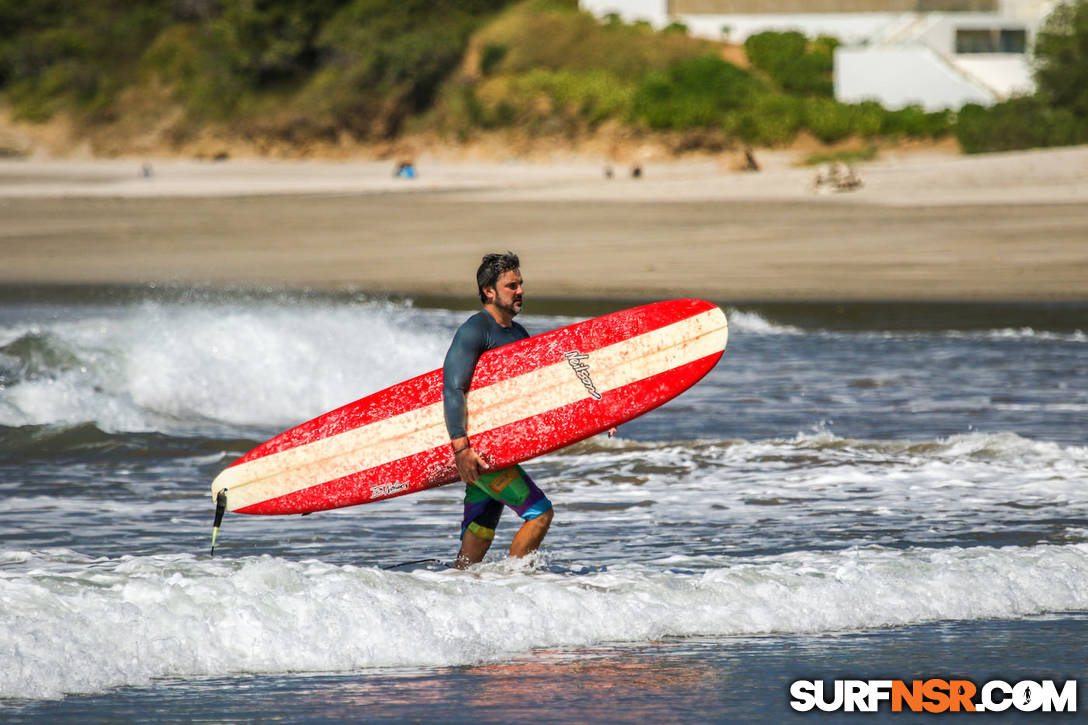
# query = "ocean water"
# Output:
<box><xmin>0</xmin><ymin>286</ymin><xmax>1085</xmax><ymax>722</ymax></box>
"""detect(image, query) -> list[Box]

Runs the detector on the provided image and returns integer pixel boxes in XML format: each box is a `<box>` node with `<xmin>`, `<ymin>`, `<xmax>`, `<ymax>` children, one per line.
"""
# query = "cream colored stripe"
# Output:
<box><xmin>214</xmin><ymin>307</ymin><xmax>726</xmax><ymax>510</ymax></box>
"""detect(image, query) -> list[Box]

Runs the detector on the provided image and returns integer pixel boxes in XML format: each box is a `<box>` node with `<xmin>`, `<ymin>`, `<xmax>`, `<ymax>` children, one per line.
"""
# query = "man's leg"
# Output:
<box><xmin>503</xmin><ymin>466</ymin><xmax>553</xmax><ymax>559</ymax></box>
<box><xmin>458</xmin><ymin>465</ymin><xmax>551</xmax><ymax>566</ymax></box>
<box><xmin>457</xmin><ymin>490</ymin><xmax>502</xmax><ymax>569</ymax></box>
<box><xmin>455</xmin><ymin>528</ymin><xmax>493</xmax><ymax>569</ymax></box>
<box><xmin>509</xmin><ymin>507</ymin><xmax>553</xmax><ymax>558</ymax></box>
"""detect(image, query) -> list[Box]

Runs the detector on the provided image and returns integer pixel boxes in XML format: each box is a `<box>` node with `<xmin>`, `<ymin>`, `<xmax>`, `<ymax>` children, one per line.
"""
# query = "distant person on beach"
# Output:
<box><xmin>394</xmin><ymin>160</ymin><xmax>416</xmax><ymax>179</ymax></box>
<box><xmin>813</xmin><ymin>162</ymin><xmax>862</xmax><ymax>193</ymax></box>
<box><xmin>743</xmin><ymin>148</ymin><xmax>760</xmax><ymax>172</ymax></box>
<box><xmin>443</xmin><ymin>252</ymin><xmax>553</xmax><ymax>568</ymax></box>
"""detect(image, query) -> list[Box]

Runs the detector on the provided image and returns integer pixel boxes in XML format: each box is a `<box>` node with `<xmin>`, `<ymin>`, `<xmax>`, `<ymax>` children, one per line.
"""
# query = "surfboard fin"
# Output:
<box><xmin>210</xmin><ymin>489</ymin><xmax>227</xmax><ymax>557</ymax></box>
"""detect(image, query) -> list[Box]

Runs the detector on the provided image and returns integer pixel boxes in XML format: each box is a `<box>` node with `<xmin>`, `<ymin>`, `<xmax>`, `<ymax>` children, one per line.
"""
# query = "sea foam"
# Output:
<box><xmin>725</xmin><ymin>309</ymin><xmax>802</xmax><ymax>335</ymax></box>
<box><xmin>2</xmin><ymin>543</ymin><xmax>1087</xmax><ymax>700</ymax></box>
<box><xmin>0</xmin><ymin>299</ymin><xmax>446</xmax><ymax>436</ymax></box>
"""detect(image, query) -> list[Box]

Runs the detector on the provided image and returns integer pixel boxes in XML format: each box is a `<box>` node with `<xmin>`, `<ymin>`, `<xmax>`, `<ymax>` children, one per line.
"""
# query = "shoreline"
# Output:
<box><xmin>2</xmin><ymin>147</ymin><xmax>1087</xmax><ymax>304</ymax></box>
<box><xmin>2</xmin><ymin>145</ymin><xmax>1087</xmax><ymax>207</ymax></box>
<box><xmin>3</xmin><ymin>282</ymin><xmax>1087</xmax><ymax>331</ymax></box>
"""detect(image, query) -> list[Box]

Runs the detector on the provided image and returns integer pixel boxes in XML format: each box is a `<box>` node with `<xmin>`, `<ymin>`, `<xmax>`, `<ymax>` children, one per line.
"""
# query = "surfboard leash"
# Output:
<box><xmin>210</xmin><ymin>489</ymin><xmax>227</xmax><ymax>557</ymax></box>
<box><xmin>380</xmin><ymin>558</ymin><xmax>445</xmax><ymax>570</ymax></box>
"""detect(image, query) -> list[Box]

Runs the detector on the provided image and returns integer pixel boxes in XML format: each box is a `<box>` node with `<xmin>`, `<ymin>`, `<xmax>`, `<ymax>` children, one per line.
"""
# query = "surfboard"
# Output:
<box><xmin>211</xmin><ymin>299</ymin><xmax>727</xmax><ymax>516</ymax></box>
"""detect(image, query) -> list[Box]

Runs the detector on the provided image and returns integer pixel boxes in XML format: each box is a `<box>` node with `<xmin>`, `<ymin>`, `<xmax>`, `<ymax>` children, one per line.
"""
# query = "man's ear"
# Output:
<box><xmin>482</xmin><ymin>286</ymin><xmax>495</xmax><ymax>303</ymax></box>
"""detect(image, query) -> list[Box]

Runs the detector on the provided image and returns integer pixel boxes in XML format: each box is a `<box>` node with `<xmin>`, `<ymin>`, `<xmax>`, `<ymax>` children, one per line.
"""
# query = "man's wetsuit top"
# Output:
<box><xmin>442</xmin><ymin>310</ymin><xmax>529</xmax><ymax>440</ymax></box>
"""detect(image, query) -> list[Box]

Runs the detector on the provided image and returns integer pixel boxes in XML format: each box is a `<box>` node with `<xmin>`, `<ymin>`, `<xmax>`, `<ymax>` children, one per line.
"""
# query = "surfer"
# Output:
<box><xmin>443</xmin><ymin>252</ymin><xmax>554</xmax><ymax>569</ymax></box>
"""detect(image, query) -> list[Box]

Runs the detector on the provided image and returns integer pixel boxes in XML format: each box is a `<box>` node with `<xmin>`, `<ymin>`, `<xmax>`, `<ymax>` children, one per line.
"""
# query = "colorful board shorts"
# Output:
<box><xmin>461</xmin><ymin>464</ymin><xmax>552</xmax><ymax>541</ymax></box>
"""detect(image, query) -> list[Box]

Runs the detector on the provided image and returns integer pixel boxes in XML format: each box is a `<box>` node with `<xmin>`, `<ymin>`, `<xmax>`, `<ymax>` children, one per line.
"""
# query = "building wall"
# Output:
<box><xmin>954</xmin><ymin>55</ymin><xmax>1034</xmax><ymax>94</ymax></box>
<box><xmin>917</xmin><ymin>12</ymin><xmax>1038</xmax><ymax>54</ymax></box>
<box><xmin>680</xmin><ymin>13</ymin><xmax>908</xmax><ymax>42</ymax></box>
<box><xmin>835</xmin><ymin>46</ymin><xmax>996</xmax><ymax>109</ymax></box>
<box><xmin>581</xmin><ymin>0</ymin><xmax>670</xmax><ymax>25</ymax></box>
<box><xmin>669</xmin><ymin>0</ymin><xmax>997</xmax><ymax>13</ymax></box>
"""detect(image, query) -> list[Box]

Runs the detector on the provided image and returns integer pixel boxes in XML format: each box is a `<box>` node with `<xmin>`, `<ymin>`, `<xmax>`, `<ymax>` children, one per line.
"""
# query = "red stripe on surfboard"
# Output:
<box><xmin>235</xmin><ymin>350</ymin><xmax>722</xmax><ymax>514</ymax></box>
<box><xmin>232</xmin><ymin>299</ymin><xmax>718</xmax><ymax>465</ymax></box>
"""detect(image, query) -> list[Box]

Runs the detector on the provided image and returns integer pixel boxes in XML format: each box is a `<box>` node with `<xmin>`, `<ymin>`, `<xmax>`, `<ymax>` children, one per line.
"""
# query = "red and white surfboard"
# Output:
<box><xmin>212</xmin><ymin>299</ymin><xmax>727</xmax><ymax>515</ymax></box>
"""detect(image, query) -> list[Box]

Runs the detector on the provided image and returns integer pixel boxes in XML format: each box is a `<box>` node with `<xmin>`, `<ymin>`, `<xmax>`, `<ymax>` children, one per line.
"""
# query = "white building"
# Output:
<box><xmin>580</xmin><ymin>1</ymin><xmax>1061</xmax><ymax>110</ymax></box>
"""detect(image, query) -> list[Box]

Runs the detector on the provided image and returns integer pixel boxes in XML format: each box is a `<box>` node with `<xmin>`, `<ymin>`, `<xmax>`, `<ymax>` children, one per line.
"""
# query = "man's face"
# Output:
<box><xmin>486</xmin><ymin>269</ymin><xmax>524</xmax><ymax>317</ymax></box>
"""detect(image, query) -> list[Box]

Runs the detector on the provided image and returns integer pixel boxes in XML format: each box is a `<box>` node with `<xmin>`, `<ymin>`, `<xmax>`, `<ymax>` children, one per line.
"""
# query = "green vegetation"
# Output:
<box><xmin>1035</xmin><ymin>1</ymin><xmax>1088</xmax><ymax>117</ymax></box>
<box><xmin>631</xmin><ymin>57</ymin><xmax>769</xmax><ymax>130</ymax></box>
<box><xmin>2</xmin><ymin>0</ymin><xmax>1084</xmax><ymax>154</ymax></box>
<box><xmin>956</xmin><ymin>97</ymin><xmax>1086</xmax><ymax>153</ymax></box>
<box><xmin>744</xmin><ymin>31</ymin><xmax>837</xmax><ymax>97</ymax></box>
<box><xmin>1</xmin><ymin>0</ymin><xmax>511</xmax><ymax>136</ymax></box>
<box><xmin>954</xmin><ymin>0</ymin><xmax>1088</xmax><ymax>153</ymax></box>
<box><xmin>435</xmin><ymin>1</ymin><xmax>717</xmax><ymax>134</ymax></box>
<box><xmin>0</xmin><ymin>1</ymin><xmax>172</xmax><ymax>121</ymax></box>
<box><xmin>454</xmin><ymin>10</ymin><xmax>952</xmax><ymax>147</ymax></box>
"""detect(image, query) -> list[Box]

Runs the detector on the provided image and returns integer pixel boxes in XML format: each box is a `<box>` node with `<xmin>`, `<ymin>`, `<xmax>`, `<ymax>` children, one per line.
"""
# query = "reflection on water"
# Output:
<box><xmin>294</xmin><ymin>647</ymin><xmax>724</xmax><ymax>719</ymax></box>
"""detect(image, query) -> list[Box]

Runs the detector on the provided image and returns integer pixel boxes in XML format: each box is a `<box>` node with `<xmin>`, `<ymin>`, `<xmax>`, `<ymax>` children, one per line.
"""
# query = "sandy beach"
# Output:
<box><xmin>2</xmin><ymin>147</ymin><xmax>1087</xmax><ymax>302</ymax></box>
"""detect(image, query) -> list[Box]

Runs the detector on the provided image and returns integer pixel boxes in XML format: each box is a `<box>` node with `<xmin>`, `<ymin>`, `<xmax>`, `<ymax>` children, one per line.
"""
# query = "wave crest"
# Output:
<box><xmin>3</xmin><ymin>543</ymin><xmax>1086</xmax><ymax>700</ymax></box>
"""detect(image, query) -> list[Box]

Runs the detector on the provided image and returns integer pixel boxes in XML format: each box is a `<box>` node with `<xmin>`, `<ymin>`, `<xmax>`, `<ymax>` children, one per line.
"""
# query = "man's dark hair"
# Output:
<box><xmin>477</xmin><ymin>251</ymin><xmax>520</xmax><ymax>304</ymax></box>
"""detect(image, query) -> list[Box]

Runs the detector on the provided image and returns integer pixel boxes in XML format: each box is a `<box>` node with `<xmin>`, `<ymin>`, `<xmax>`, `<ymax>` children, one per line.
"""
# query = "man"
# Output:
<box><xmin>443</xmin><ymin>252</ymin><xmax>554</xmax><ymax>569</ymax></box>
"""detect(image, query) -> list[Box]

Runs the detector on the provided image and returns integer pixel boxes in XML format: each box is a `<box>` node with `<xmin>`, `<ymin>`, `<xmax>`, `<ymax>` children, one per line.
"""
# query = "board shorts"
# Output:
<box><xmin>461</xmin><ymin>464</ymin><xmax>552</xmax><ymax>541</ymax></box>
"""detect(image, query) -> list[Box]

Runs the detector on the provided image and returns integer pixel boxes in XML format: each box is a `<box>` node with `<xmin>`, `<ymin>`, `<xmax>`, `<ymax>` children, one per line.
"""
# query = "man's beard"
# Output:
<box><xmin>496</xmin><ymin>297</ymin><xmax>522</xmax><ymax>317</ymax></box>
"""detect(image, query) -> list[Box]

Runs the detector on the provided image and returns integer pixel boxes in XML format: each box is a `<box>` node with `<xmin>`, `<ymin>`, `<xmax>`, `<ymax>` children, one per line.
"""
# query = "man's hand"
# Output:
<box><xmin>452</xmin><ymin>437</ymin><xmax>489</xmax><ymax>484</ymax></box>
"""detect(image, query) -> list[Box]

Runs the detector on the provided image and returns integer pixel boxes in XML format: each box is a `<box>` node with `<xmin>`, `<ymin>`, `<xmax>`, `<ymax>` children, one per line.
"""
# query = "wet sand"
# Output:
<box><xmin>1</xmin><ymin>149</ymin><xmax>1087</xmax><ymax>302</ymax></box>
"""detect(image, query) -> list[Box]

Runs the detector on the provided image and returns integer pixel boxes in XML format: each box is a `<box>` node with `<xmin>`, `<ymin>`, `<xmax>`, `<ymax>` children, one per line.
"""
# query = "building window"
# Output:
<box><xmin>955</xmin><ymin>28</ymin><xmax>1027</xmax><ymax>53</ymax></box>
<box><xmin>999</xmin><ymin>29</ymin><xmax>1027</xmax><ymax>53</ymax></box>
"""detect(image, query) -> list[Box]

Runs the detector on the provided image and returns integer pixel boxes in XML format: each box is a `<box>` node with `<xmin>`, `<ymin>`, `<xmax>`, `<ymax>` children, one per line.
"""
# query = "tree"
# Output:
<box><xmin>1033</xmin><ymin>0</ymin><xmax>1088</xmax><ymax>117</ymax></box>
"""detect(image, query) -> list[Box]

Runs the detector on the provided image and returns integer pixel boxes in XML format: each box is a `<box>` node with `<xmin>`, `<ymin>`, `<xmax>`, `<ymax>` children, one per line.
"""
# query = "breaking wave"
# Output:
<box><xmin>0</xmin><ymin>297</ymin><xmax>446</xmax><ymax>436</ymax></box>
<box><xmin>2</xmin><ymin>543</ymin><xmax>1086</xmax><ymax>701</ymax></box>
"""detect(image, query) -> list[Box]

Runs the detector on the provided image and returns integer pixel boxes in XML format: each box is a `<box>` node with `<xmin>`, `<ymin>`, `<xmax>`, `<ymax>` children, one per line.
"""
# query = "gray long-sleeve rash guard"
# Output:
<box><xmin>442</xmin><ymin>310</ymin><xmax>529</xmax><ymax>440</ymax></box>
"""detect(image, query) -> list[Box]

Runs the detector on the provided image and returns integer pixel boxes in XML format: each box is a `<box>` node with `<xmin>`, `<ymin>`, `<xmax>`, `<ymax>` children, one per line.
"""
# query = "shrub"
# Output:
<box><xmin>523</xmin><ymin>69</ymin><xmax>632</xmax><ymax>124</ymax></box>
<box><xmin>1</xmin><ymin>3</ymin><xmax>170</xmax><ymax>119</ymax></box>
<box><xmin>803</xmin><ymin>97</ymin><xmax>854</xmax><ymax>143</ymax></box>
<box><xmin>142</xmin><ymin>23</ymin><xmax>253</xmax><ymax>120</ymax></box>
<box><xmin>725</xmin><ymin>93</ymin><xmax>803</xmax><ymax>146</ymax></box>
<box><xmin>631</xmin><ymin>55</ymin><xmax>767</xmax><ymax>130</ymax></box>
<box><xmin>480</xmin><ymin>43</ymin><xmax>508</xmax><ymax>74</ymax></box>
<box><xmin>955</xmin><ymin>97</ymin><xmax>1088</xmax><ymax>153</ymax></box>
<box><xmin>470</xmin><ymin>68</ymin><xmax>632</xmax><ymax>127</ymax></box>
<box><xmin>880</xmin><ymin>104</ymin><xmax>951</xmax><ymax>138</ymax></box>
<box><xmin>472</xmin><ymin>1</ymin><xmax>716</xmax><ymax>82</ymax></box>
<box><xmin>851</xmin><ymin>101</ymin><xmax>885</xmax><ymax>137</ymax></box>
<box><xmin>745</xmin><ymin>30</ymin><xmax>807</xmax><ymax>74</ymax></box>
<box><xmin>744</xmin><ymin>30</ymin><xmax>834</xmax><ymax>97</ymax></box>
<box><xmin>290</xmin><ymin>0</ymin><xmax>507</xmax><ymax>136</ymax></box>
<box><xmin>1034</xmin><ymin>0</ymin><xmax>1088</xmax><ymax>117</ymax></box>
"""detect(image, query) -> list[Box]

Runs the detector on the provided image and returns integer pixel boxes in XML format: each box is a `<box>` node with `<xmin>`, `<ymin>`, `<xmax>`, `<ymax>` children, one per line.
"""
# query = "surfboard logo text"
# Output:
<box><xmin>564</xmin><ymin>350</ymin><xmax>603</xmax><ymax>401</ymax></box>
<box><xmin>371</xmin><ymin>481</ymin><xmax>409</xmax><ymax>499</ymax></box>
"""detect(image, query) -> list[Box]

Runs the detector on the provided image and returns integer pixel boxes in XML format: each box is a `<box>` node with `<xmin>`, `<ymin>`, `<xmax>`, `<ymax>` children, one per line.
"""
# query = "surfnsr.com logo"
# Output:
<box><xmin>790</xmin><ymin>679</ymin><xmax>1077</xmax><ymax>713</ymax></box>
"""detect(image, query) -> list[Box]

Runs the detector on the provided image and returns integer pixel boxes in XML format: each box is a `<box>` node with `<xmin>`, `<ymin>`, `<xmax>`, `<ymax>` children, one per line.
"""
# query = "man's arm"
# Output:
<box><xmin>442</xmin><ymin>320</ymin><xmax>490</xmax><ymax>483</ymax></box>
